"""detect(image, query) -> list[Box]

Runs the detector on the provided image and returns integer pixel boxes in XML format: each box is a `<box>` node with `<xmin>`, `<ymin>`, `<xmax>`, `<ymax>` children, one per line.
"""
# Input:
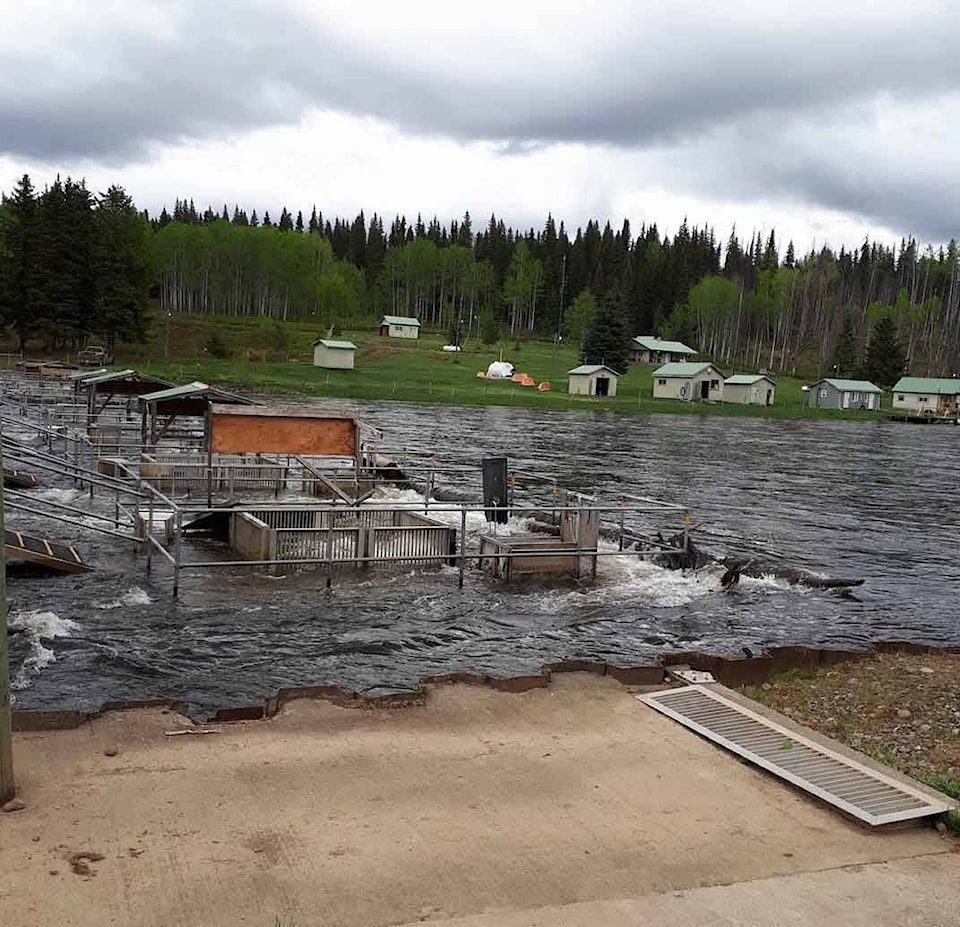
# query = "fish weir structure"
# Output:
<box><xmin>0</xmin><ymin>369</ymin><xmax>695</xmax><ymax>597</ymax></box>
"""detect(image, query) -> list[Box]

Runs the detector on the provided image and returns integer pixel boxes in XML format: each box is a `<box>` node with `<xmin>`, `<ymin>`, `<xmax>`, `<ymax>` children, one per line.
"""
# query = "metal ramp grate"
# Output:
<box><xmin>639</xmin><ymin>685</ymin><xmax>954</xmax><ymax>826</ymax></box>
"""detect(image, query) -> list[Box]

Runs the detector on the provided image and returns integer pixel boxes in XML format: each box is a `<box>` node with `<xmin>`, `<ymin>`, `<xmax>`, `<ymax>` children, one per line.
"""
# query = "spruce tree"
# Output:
<box><xmin>861</xmin><ymin>314</ymin><xmax>906</xmax><ymax>387</ymax></box>
<box><xmin>831</xmin><ymin>314</ymin><xmax>858</xmax><ymax>376</ymax></box>
<box><xmin>92</xmin><ymin>185</ymin><xmax>149</xmax><ymax>350</ymax></box>
<box><xmin>580</xmin><ymin>287</ymin><xmax>630</xmax><ymax>372</ymax></box>
<box><xmin>0</xmin><ymin>174</ymin><xmax>43</xmax><ymax>349</ymax></box>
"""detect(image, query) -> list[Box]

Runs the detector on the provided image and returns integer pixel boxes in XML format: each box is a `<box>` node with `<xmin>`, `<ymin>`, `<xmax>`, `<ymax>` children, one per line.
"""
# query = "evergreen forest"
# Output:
<box><xmin>2</xmin><ymin>173</ymin><xmax>960</xmax><ymax>384</ymax></box>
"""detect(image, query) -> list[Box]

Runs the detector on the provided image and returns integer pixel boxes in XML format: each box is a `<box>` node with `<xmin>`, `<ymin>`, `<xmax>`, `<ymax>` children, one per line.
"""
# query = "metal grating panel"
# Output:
<box><xmin>639</xmin><ymin>685</ymin><xmax>954</xmax><ymax>826</ymax></box>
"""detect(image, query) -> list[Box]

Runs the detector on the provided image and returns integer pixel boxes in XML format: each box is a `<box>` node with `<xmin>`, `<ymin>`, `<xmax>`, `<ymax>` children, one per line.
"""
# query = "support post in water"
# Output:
<box><xmin>458</xmin><ymin>507</ymin><xmax>467</xmax><ymax>588</ymax></box>
<box><xmin>0</xmin><ymin>442</ymin><xmax>15</xmax><ymax>803</ymax></box>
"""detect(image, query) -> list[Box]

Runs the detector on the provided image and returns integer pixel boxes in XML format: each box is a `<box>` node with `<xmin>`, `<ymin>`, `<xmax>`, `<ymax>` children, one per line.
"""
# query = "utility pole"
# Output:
<box><xmin>0</xmin><ymin>441</ymin><xmax>14</xmax><ymax>803</ymax></box>
<box><xmin>554</xmin><ymin>254</ymin><xmax>567</xmax><ymax>354</ymax></box>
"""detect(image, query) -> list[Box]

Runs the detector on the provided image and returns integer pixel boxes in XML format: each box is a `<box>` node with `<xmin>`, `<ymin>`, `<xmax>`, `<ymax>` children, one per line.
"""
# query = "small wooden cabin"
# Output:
<box><xmin>567</xmin><ymin>364</ymin><xmax>620</xmax><ymax>398</ymax></box>
<box><xmin>313</xmin><ymin>339</ymin><xmax>357</xmax><ymax>370</ymax></box>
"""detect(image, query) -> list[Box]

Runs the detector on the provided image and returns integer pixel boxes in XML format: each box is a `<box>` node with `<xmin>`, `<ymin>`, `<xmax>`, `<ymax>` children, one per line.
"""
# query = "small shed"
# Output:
<box><xmin>652</xmin><ymin>362</ymin><xmax>724</xmax><ymax>402</ymax></box>
<box><xmin>567</xmin><ymin>364</ymin><xmax>619</xmax><ymax>398</ymax></box>
<box><xmin>379</xmin><ymin>315</ymin><xmax>421</xmax><ymax>339</ymax></box>
<box><xmin>75</xmin><ymin>368</ymin><xmax>174</xmax><ymax>426</ymax></box>
<box><xmin>808</xmin><ymin>379</ymin><xmax>882</xmax><ymax>411</ymax></box>
<box><xmin>630</xmin><ymin>336</ymin><xmax>697</xmax><ymax>365</ymax></box>
<box><xmin>891</xmin><ymin>377</ymin><xmax>960</xmax><ymax>416</ymax></box>
<box><xmin>313</xmin><ymin>339</ymin><xmax>357</xmax><ymax>370</ymax></box>
<box><xmin>139</xmin><ymin>381</ymin><xmax>255</xmax><ymax>449</ymax></box>
<box><xmin>723</xmin><ymin>374</ymin><xmax>776</xmax><ymax>406</ymax></box>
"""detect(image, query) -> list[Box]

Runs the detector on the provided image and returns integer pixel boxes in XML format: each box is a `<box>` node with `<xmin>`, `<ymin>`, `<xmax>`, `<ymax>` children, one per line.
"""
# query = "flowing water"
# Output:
<box><xmin>7</xmin><ymin>403</ymin><xmax>960</xmax><ymax>716</ymax></box>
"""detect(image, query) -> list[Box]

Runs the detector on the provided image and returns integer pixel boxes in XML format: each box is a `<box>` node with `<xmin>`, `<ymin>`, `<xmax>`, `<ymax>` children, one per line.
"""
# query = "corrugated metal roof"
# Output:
<box><xmin>724</xmin><ymin>374</ymin><xmax>775</xmax><ymax>385</ymax></box>
<box><xmin>139</xmin><ymin>381</ymin><xmax>254</xmax><ymax>404</ymax></box>
<box><xmin>80</xmin><ymin>369</ymin><xmax>172</xmax><ymax>388</ymax></box>
<box><xmin>653</xmin><ymin>362</ymin><xmax>718</xmax><ymax>377</ymax></box>
<box><xmin>632</xmin><ymin>336</ymin><xmax>696</xmax><ymax>354</ymax></box>
<box><xmin>70</xmin><ymin>368</ymin><xmax>109</xmax><ymax>380</ymax></box>
<box><xmin>640</xmin><ymin>686</ymin><xmax>954</xmax><ymax>826</ymax></box>
<box><xmin>314</xmin><ymin>339</ymin><xmax>357</xmax><ymax>350</ymax></box>
<box><xmin>893</xmin><ymin>377</ymin><xmax>960</xmax><ymax>394</ymax></box>
<box><xmin>819</xmin><ymin>378</ymin><xmax>882</xmax><ymax>393</ymax></box>
<box><xmin>380</xmin><ymin>315</ymin><xmax>421</xmax><ymax>327</ymax></box>
<box><xmin>568</xmin><ymin>364</ymin><xmax>620</xmax><ymax>376</ymax></box>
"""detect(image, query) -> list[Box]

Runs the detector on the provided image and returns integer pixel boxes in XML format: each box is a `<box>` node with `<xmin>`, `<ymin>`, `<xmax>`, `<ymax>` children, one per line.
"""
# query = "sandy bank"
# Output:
<box><xmin>1</xmin><ymin>674</ymin><xmax>954</xmax><ymax>926</ymax></box>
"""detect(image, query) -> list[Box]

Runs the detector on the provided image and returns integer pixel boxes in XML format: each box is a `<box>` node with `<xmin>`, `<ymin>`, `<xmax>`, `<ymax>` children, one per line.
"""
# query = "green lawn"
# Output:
<box><xmin>114</xmin><ymin>313</ymin><xmax>883</xmax><ymax>421</ymax></box>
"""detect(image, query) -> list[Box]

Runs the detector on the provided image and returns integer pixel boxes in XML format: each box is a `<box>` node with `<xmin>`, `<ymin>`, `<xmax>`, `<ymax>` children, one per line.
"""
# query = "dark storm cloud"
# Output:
<box><xmin>3</xmin><ymin>1</ymin><xmax>958</xmax><ymax>237</ymax></box>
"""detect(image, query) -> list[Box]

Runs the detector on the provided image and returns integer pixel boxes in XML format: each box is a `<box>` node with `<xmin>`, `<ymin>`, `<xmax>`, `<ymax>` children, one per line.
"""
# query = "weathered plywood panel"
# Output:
<box><xmin>211</xmin><ymin>412</ymin><xmax>357</xmax><ymax>456</ymax></box>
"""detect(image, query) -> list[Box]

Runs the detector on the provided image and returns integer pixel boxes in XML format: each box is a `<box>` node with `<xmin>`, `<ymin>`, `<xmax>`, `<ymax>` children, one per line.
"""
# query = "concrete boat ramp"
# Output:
<box><xmin>2</xmin><ymin>674</ymin><xmax>956</xmax><ymax>927</ymax></box>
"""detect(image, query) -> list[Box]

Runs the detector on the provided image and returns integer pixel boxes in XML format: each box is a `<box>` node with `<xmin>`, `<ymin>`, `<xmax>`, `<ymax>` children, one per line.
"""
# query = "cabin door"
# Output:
<box><xmin>595</xmin><ymin>377</ymin><xmax>609</xmax><ymax>397</ymax></box>
<box><xmin>700</xmin><ymin>379</ymin><xmax>709</xmax><ymax>399</ymax></box>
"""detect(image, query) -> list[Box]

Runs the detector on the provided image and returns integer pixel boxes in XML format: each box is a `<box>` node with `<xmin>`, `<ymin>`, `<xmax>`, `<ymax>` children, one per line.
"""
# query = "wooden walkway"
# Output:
<box><xmin>3</xmin><ymin>468</ymin><xmax>38</xmax><ymax>488</ymax></box>
<box><xmin>4</xmin><ymin>528</ymin><xmax>90</xmax><ymax>573</ymax></box>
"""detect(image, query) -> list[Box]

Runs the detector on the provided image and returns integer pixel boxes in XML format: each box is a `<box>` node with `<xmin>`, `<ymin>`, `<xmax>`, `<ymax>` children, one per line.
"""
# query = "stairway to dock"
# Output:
<box><xmin>5</xmin><ymin>528</ymin><xmax>91</xmax><ymax>573</ymax></box>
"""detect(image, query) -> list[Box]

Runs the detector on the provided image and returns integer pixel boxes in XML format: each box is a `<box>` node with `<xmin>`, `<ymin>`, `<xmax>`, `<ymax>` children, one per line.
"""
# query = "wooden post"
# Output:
<box><xmin>458</xmin><ymin>508</ymin><xmax>467</xmax><ymax>589</ymax></box>
<box><xmin>0</xmin><ymin>442</ymin><xmax>15</xmax><ymax>803</ymax></box>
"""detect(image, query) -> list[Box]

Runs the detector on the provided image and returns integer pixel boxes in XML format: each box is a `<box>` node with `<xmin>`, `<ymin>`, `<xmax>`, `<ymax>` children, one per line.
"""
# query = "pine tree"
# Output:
<box><xmin>861</xmin><ymin>314</ymin><xmax>906</xmax><ymax>387</ymax></box>
<box><xmin>580</xmin><ymin>287</ymin><xmax>630</xmax><ymax>371</ymax></box>
<box><xmin>295</xmin><ymin>210</ymin><xmax>304</xmax><ymax>233</ymax></box>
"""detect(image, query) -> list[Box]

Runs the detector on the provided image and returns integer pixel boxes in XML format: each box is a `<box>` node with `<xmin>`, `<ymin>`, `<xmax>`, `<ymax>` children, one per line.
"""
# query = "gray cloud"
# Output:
<box><xmin>2</xmin><ymin>1</ymin><xmax>958</xmax><ymax>238</ymax></box>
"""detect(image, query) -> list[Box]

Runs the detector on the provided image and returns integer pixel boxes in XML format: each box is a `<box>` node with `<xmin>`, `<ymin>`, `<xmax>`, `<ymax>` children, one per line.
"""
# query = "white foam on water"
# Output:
<box><xmin>373</xmin><ymin>486</ymin><xmax>535</xmax><ymax>540</ymax></box>
<box><xmin>94</xmin><ymin>586</ymin><xmax>154</xmax><ymax>610</ymax></box>
<box><xmin>9</xmin><ymin>609</ymin><xmax>80</xmax><ymax>691</ymax></box>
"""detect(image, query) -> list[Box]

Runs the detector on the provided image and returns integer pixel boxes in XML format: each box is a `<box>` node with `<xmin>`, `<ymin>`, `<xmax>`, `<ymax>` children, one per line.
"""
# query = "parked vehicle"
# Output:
<box><xmin>78</xmin><ymin>345</ymin><xmax>113</xmax><ymax>366</ymax></box>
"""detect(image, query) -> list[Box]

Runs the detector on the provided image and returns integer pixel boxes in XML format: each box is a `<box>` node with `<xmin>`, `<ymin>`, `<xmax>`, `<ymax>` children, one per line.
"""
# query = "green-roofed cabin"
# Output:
<box><xmin>652</xmin><ymin>362</ymin><xmax>724</xmax><ymax>402</ymax></box>
<box><xmin>379</xmin><ymin>315</ymin><xmax>421</xmax><ymax>339</ymax></box>
<box><xmin>723</xmin><ymin>374</ymin><xmax>776</xmax><ymax>406</ymax></box>
<box><xmin>313</xmin><ymin>338</ymin><xmax>357</xmax><ymax>370</ymax></box>
<box><xmin>567</xmin><ymin>364</ymin><xmax>619</xmax><ymax>398</ymax></box>
<box><xmin>891</xmin><ymin>377</ymin><xmax>960</xmax><ymax>417</ymax></box>
<box><xmin>808</xmin><ymin>378</ymin><xmax>882</xmax><ymax>411</ymax></box>
<box><xmin>629</xmin><ymin>336</ymin><xmax>697</xmax><ymax>365</ymax></box>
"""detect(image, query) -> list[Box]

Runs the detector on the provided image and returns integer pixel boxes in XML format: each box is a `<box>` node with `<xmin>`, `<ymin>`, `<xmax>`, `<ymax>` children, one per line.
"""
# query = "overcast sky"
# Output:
<box><xmin>2</xmin><ymin>0</ymin><xmax>958</xmax><ymax>252</ymax></box>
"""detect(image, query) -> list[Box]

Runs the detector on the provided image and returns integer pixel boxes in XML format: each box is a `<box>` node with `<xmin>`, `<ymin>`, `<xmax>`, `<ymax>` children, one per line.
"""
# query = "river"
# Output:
<box><xmin>7</xmin><ymin>403</ymin><xmax>959</xmax><ymax>716</ymax></box>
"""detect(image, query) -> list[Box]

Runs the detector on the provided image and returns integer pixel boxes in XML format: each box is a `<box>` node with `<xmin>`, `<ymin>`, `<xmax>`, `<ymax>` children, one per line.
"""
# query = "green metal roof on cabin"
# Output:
<box><xmin>892</xmin><ymin>377</ymin><xmax>960</xmax><ymax>394</ymax></box>
<box><xmin>313</xmin><ymin>339</ymin><xmax>357</xmax><ymax>350</ymax></box>
<box><xmin>568</xmin><ymin>364</ymin><xmax>620</xmax><ymax>376</ymax></box>
<box><xmin>380</xmin><ymin>315</ymin><xmax>421</xmax><ymax>327</ymax></box>
<box><xmin>724</xmin><ymin>374</ymin><xmax>774</xmax><ymax>385</ymax></box>
<box><xmin>652</xmin><ymin>362</ymin><xmax>718</xmax><ymax>377</ymax></box>
<box><xmin>632</xmin><ymin>336</ymin><xmax>696</xmax><ymax>354</ymax></box>
<box><xmin>819</xmin><ymin>378</ymin><xmax>882</xmax><ymax>393</ymax></box>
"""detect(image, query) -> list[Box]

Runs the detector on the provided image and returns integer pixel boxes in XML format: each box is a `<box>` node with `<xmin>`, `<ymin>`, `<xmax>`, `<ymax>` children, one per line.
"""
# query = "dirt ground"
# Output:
<box><xmin>743</xmin><ymin>651</ymin><xmax>960</xmax><ymax>790</ymax></box>
<box><xmin>1</xmin><ymin>673</ymin><xmax>956</xmax><ymax>927</ymax></box>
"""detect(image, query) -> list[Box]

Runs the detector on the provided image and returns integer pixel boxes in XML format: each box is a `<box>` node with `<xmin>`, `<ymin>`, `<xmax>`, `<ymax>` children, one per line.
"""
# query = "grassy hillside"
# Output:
<box><xmin>111</xmin><ymin>311</ymin><xmax>880</xmax><ymax>421</ymax></box>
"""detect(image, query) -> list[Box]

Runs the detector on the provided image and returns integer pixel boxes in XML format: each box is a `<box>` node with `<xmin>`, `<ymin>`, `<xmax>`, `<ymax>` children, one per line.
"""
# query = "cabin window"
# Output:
<box><xmin>897</xmin><ymin>395</ymin><xmax>905</xmax><ymax>401</ymax></box>
<box><xmin>710</xmin><ymin>380</ymin><xmax>719</xmax><ymax>389</ymax></box>
<box><xmin>658</xmin><ymin>378</ymin><xmax>666</xmax><ymax>386</ymax></box>
<box><xmin>819</xmin><ymin>389</ymin><xmax>827</xmax><ymax>398</ymax></box>
<box><xmin>919</xmin><ymin>396</ymin><xmax>928</xmax><ymax>402</ymax></box>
